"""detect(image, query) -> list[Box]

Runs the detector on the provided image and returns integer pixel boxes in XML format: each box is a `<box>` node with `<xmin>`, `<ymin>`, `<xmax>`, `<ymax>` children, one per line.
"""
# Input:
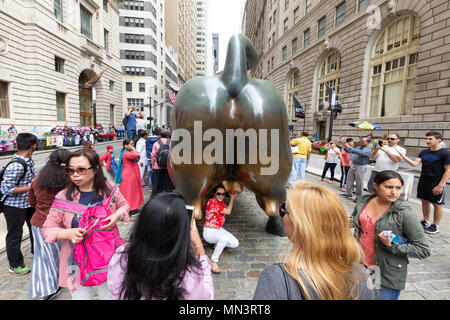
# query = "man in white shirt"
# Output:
<box><xmin>367</xmin><ymin>133</ymin><xmax>406</xmax><ymax>193</ymax></box>
<box><xmin>135</xmin><ymin>130</ymin><xmax>149</xmax><ymax>186</ymax></box>
<box><xmin>136</xmin><ymin>112</ymin><xmax>147</xmax><ymax>132</ymax></box>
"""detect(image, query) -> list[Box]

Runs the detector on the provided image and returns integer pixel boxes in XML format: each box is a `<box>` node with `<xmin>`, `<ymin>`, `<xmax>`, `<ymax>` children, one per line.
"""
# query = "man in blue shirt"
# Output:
<box><xmin>124</xmin><ymin>105</ymin><xmax>138</xmax><ymax>141</ymax></box>
<box><xmin>341</xmin><ymin>137</ymin><xmax>371</xmax><ymax>201</ymax></box>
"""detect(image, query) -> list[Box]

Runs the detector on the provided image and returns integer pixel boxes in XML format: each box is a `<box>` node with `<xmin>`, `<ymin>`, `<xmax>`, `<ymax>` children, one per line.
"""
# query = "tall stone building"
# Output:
<box><xmin>243</xmin><ymin>0</ymin><xmax>450</xmax><ymax>155</ymax></box>
<box><xmin>119</xmin><ymin>0</ymin><xmax>177</xmax><ymax>126</ymax></box>
<box><xmin>165</xmin><ymin>0</ymin><xmax>197</xmax><ymax>84</ymax></box>
<box><xmin>0</xmin><ymin>0</ymin><xmax>123</xmax><ymax>132</ymax></box>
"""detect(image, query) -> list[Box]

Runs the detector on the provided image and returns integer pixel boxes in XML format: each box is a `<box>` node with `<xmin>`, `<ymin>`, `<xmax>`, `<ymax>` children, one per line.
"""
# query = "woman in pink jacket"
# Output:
<box><xmin>42</xmin><ymin>148</ymin><xmax>130</xmax><ymax>300</ymax></box>
<box><xmin>107</xmin><ymin>192</ymin><xmax>214</xmax><ymax>300</ymax></box>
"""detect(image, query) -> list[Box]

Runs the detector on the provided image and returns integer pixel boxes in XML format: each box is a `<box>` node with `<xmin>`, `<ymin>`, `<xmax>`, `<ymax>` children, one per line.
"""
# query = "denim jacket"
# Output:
<box><xmin>351</xmin><ymin>194</ymin><xmax>430</xmax><ymax>290</ymax></box>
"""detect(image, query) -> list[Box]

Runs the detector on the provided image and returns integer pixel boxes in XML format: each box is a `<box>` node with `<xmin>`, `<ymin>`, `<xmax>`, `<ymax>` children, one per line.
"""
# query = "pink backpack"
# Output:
<box><xmin>52</xmin><ymin>186</ymin><xmax>123</xmax><ymax>287</ymax></box>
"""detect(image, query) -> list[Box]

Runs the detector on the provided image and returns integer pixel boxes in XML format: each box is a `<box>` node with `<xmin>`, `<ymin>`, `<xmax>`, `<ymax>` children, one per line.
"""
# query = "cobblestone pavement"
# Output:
<box><xmin>0</xmin><ymin>172</ymin><xmax>449</xmax><ymax>300</ymax></box>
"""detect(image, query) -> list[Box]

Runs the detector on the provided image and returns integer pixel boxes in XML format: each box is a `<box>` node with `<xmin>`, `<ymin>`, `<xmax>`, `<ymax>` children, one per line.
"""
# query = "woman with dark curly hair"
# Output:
<box><xmin>107</xmin><ymin>192</ymin><xmax>214</xmax><ymax>300</ymax></box>
<box><xmin>28</xmin><ymin>148</ymin><xmax>71</xmax><ymax>299</ymax></box>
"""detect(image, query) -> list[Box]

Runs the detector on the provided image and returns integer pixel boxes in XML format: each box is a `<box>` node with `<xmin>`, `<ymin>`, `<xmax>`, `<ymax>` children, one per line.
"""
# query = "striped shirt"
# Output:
<box><xmin>0</xmin><ymin>155</ymin><xmax>36</xmax><ymax>208</ymax></box>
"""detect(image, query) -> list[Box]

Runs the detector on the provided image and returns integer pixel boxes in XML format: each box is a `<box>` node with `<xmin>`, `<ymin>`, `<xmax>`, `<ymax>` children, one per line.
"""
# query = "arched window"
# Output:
<box><xmin>369</xmin><ymin>15</ymin><xmax>420</xmax><ymax>117</ymax></box>
<box><xmin>287</xmin><ymin>70</ymin><xmax>300</xmax><ymax>122</ymax></box>
<box><xmin>317</xmin><ymin>50</ymin><xmax>341</xmax><ymax>111</ymax></box>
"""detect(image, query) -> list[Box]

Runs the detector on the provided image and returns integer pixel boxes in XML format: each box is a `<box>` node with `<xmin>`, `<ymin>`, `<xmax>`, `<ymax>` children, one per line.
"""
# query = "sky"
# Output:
<box><xmin>208</xmin><ymin>0</ymin><xmax>244</xmax><ymax>71</ymax></box>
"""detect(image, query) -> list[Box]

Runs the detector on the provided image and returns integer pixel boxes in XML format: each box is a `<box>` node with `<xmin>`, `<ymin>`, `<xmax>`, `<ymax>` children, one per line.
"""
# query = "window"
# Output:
<box><xmin>126</xmin><ymin>82</ymin><xmax>133</xmax><ymax>92</ymax></box>
<box><xmin>294</xmin><ymin>7</ymin><xmax>300</xmax><ymax>24</ymax></box>
<box><xmin>287</xmin><ymin>70</ymin><xmax>300</xmax><ymax>122</ymax></box>
<box><xmin>110</xmin><ymin>104</ymin><xmax>115</xmax><ymax>125</ymax></box>
<box><xmin>267</xmin><ymin>60</ymin><xmax>271</xmax><ymax>73</ymax></box>
<box><xmin>285</xmin><ymin>0</ymin><xmax>289</xmax><ymax>11</ymax></box>
<box><xmin>282</xmin><ymin>46</ymin><xmax>287</xmax><ymax>61</ymax></box>
<box><xmin>318</xmin><ymin>16</ymin><xmax>326</xmax><ymax>38</ymax></box>
<box><xmin>284</xmin><ymin>18</ymin><xmax>289</xmax><ymax>34</ymax></box>
<box><xmin>292</xmin><ymin>38</ymin><xmax>297</xmax><ymax>55</ymax></box>
<box><xmin>0</xmin><ymin>81</ymin><xmax>9</xmax><ymax>118</ymax></box>
<box><xmin>271</xmin><ymin>56</ymin><xmax>274</xmax><ymax>69</ymax></box>
<box><xmin>123</xmin><ymin>1</ymin><xmax>144</xmax><ymax>11</ymax></box>
<box><xmin>336</xmin><ymin>2</ymin><xmax>346</xmax><ymax>26</ymax></box>
<box><xmin>317</xmin><ymin>51</ymin><xmax>341</xmax><ymax>111</ymax></box>
<box><xmin>304</xmin><ymin>28</ymin><xmax>310</xmax><ymax>47</ymax></box>
<box><xmin>55</xmin><ymin>56</ymin><xmax>64</xmax><ymax>73</ymax></box>
<box><xmin>54</xmin><ymin>0</ymin><xmax>62</xmax><ymax>22</ymax></box>
<box><xmin>80</xmin><ymin>5</ymin><xmax>92</xmax><ymax>40</ymax></box>
<box><xmin>104</xmin><ymin>29</ymin><xmax>109</xmax><ymax>53</ymax></box>
<box><xmin>369</xmin><ymin>15</ymin><xmax>421</xmax><ymax>117</ymax></box>
<box><xmin>124</xmin><ymin>34</ymin><xmax>145</xmax><ymax>44</ymax></box>
<box><xmin>127</xmin><ymin>98</ymin><xmax>144</xmax><ymax>108</ymax></box>
<box><xmin>103</xmin><ymin>0</ymin><xmax>108</xmax><ymax>12</ymax></box>
<box><xmin>125</xmin><ymin>50</ymin><xmax>145</xmax><ymax>60</ymax></box>
<box><xmin>273</xmin><ymin>11</ymin><xmax>276</xmax><ymax>25</ymax></box>
<box><xmin>109</xmin><ymin>80</ymin><xmax>114</xmax><ymax>92</ymax></box>
<box><xmin>305</xmin><ymin>0</ymin><xmax>312</xmax><ymax>14</ymax></box>
<box><xmin>269</xmin><ymin>17</ymin><xmax>272</xmax><ymax>30</ymax></box>
<box><xmin>359</xmin><ymin>0</ymin><xmax>370</xmax><ymax>11</ymax></box>
<box><xmin>56</xmin><ymin>92</ymin><xmax>66</xmax><ymax>121</ymax></box>
<box><xmin>139</xmin><ymin>83</ymin><xmax>145</xmax><ymax>92</ymax></box>
<box><xmin>124</xmin><ymin>17</ymin><xmax>144</xmax><ymax>28</ymax></box>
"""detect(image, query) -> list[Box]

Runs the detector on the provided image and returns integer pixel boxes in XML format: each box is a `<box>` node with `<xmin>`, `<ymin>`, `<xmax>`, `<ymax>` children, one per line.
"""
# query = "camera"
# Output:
<box><xmin>378</xmin><ymin>140</ymin><xmax>384</xmax><ymax>146</ymax></box>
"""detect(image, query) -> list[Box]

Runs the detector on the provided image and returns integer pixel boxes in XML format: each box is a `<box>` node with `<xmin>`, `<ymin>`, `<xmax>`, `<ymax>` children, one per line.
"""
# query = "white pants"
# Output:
<box><xmin>203</xmin><ymin>227</ymin><xmax>239</xmax><ymax>263</ymax></box>
<box><xmin>71</xmin><ymin>282</ymin><xmax>112</xmax><ymax>300</ymax></box>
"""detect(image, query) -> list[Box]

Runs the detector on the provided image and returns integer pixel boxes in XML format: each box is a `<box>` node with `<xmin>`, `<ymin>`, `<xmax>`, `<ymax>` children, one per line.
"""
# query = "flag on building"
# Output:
<box><xmin>293</xmin><ymin>95</ymin><xmax>305</xmax><ymax>119</ymax></box>
<box><xmin>168</xmin><ymin>91</ymin><xmax>176</xmax><ymax>105</ymax></box>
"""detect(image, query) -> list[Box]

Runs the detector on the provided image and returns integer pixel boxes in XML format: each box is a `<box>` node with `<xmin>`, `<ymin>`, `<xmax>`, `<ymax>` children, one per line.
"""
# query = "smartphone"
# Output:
<box><xmin>378</xmin><ymin>140</ymin><xmax>384</xmax><ymax>146</ymax></box>
<box><xmin>186</xmin><ymin>205</ymin><xmax>194</xmax><ymax>225</ymax></box>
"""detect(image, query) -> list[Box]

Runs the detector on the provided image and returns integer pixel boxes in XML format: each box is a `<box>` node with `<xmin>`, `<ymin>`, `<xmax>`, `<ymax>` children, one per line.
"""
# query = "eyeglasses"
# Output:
<box><xmin>66</xmin><ymin>167</ymin><xmax>93</xmax><ymax>176</ymax></box>
<box><xmin>215</xmin><ymin>192</ymin><xmax>226</xmax><ymax>196</ymax></box>
<box><xmin>279</xmin><ymin>203</ymin><xmax>289</xmax><ymax>218</ymax></box>
<box><xmin>387</xmin><ymin>138</ymin><xmax>397</xmax><ymax>141</ymax></box>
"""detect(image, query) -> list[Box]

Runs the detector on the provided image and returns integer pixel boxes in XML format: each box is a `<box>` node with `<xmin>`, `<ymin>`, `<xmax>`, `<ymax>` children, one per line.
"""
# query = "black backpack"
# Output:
<box><xmin>122</xmin><ymin>115</ymin><xmax>128</xmax><ymax>130</ymax></box>
<box><xmin>0</xmin><ymin>158</ymin><xmax>28</xmax><ymax>212</ymax></box>
<box><xmin>156</xmin><ymin>140</ymin><xmax>170</xmax><ymax>168</ymax></box>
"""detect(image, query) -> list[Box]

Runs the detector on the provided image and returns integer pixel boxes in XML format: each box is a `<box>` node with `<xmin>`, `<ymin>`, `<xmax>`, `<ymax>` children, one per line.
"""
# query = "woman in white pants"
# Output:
<box><xmin>202</xmin><ymin>184</ymin><xmax>240</xmax><ymax>274</ymax></box>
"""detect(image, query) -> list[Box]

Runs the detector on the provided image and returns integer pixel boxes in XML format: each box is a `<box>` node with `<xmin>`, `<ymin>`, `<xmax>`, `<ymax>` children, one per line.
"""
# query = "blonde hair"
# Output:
<box><xmin>283</xmin><ymin>182</ymin><xmax>365</xmax><ymax>300</ymax></box>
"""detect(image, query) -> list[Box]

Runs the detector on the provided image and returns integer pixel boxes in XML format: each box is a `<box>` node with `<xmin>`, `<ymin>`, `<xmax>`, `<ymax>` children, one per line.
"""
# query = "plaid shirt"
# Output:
<box><xmin>1</xmin><ymin>155</ymin><xmax>36</xmax><ymax>208</ymax></box>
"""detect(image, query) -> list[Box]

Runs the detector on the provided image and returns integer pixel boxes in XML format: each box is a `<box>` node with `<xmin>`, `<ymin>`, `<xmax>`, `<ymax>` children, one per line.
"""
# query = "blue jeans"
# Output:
<box><xmin>126</xmin><ymin>130</ymin><xmax>137</xmax><ymax>141</ymax></box>
<box><xmin>288</xmin><ymin>158</ymin><xmax>307</xmax><ymax>186</ymax></box>
<box><xmin>148</xmin><ymin>160</ymin><xmax>153</xmax><ymax>188</ymax></box>
<box><xmin>377</xmin><ymin>285</ymin><xmax>401</xmax><ymax>300</ymax></box>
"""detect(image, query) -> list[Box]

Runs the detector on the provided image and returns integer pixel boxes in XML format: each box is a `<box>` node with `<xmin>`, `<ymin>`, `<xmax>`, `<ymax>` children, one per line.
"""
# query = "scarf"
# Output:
<box><xmin>115</xmin><ymin>150</ymin><xmax>126</xmax><ymax>185</ymax></box>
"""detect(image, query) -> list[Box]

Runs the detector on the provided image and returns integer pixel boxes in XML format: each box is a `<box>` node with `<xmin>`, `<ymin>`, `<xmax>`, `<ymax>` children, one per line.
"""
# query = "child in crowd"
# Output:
<box><xmin>100</xmin><ymin>145</ymin><xmax>118</xmax><ymax>179</ymax></box>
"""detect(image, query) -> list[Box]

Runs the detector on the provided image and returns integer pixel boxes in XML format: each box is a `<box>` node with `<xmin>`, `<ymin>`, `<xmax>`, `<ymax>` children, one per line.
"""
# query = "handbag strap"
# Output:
<box><xmin>277</xmin><ymin>263</ymin><xmax>291</xmax><ymax>300</ymax></box>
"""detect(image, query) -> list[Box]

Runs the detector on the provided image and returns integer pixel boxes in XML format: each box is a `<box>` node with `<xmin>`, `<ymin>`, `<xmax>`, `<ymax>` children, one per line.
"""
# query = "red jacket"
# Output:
<box><xmin>100</xmin><ymin>152</ymin><xmax>112</xmax><ymax>171</ymax></box>
<box><xmin>28</xmin><ymin>175</ymin><xmax>66</xmax><ymax>228</ymax></box>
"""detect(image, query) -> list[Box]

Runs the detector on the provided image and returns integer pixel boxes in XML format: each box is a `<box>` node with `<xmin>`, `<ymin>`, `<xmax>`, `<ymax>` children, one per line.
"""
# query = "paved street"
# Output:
<box><xmin>0</xmin><ymin>168</ymin><xmax>449</xmax><ymax>300</ymax></box>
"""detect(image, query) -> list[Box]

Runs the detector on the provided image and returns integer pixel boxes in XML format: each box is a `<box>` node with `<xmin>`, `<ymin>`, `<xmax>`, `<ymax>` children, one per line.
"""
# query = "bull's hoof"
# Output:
<box><xmin>265</xmin><ymin>216</ymin><xmax>285</xmax><ymax>237</ymax></box>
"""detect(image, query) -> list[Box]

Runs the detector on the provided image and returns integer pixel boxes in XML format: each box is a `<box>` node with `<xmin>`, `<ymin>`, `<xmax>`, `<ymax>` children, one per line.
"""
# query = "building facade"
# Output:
<box><xmin>243</xmin><ymin>0</ymin><xmax>450</xmax><ymax>155</ymax></box>
<box><xmin>119</xmin><ymin>0</ymin><xmax>174</xmax><ymax>127</ymax></box>
<box><xmin>165</xmin><ymin>0</ymin><xmax>197</xmax><ymax>84</ymax></box>
<box><xmin>0</xmin><ymin>0</ymin><xmax>123</xmax><ymax>132</ymax></box>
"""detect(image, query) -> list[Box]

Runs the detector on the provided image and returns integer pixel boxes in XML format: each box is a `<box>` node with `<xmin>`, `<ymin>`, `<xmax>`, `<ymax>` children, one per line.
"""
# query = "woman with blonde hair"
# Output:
<box><xmin>253</xmin><ymin>182</ymin><xmax>374</xmax><ymax>300</ymax></box>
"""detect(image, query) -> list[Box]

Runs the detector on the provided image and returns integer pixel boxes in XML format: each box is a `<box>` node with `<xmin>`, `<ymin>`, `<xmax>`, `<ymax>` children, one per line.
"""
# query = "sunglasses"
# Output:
<box><xmin>215</xmin><ymin>192</ymin><xmax>226</xmax><ymax>196</ymax></box>
<box><xmin>65</xmin><ymin>167</ymin><xmax>93</xmax><ymax>176</ymax></box>
<box><xmin>387</xmin><ymin>138</ymin><xmax>397</xmax><ymax>141</ymax></box>
<box><xmin>279</xmin><ymin>203</ymin><xmax>289</xmax><ymax>218</ymax></box>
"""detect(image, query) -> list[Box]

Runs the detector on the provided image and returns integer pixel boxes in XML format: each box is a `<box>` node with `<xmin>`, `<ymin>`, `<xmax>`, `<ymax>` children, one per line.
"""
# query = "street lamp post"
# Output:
<box><xmin>92</xmin><ymin>87</ymin><xmax>97</xmax><ymax>128</ymax></box>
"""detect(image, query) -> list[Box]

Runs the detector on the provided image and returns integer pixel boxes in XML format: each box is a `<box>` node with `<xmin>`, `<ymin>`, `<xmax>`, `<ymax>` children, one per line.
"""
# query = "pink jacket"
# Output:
<box><xmin>107</xmin><ymin>245</ymin><xmax>214</xmax><ymax>300</ymax></box>
<box><xmin>151</xmin><ymin>138</ymin><xmax>169</xmax><ymax>170</ymax></box>
<box><xmin>42</xmin><ymin>183</ymin><xmax>130</xmax><ymax>292</ymax></box>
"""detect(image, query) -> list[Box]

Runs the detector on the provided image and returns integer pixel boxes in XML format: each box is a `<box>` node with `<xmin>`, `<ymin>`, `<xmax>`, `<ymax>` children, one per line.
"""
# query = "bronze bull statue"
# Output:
<box><xmin>168</xmin><ymin>34</ymin><xmax>293</xmax><ymax>235</ymax></box>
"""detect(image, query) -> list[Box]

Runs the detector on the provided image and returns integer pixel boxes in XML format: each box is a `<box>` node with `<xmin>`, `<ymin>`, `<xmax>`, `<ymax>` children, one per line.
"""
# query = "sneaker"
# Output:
<box><xmin>8</xmin><ymin>266</ymin><xmax>31</xmax><ymax>275</ymax></box>
<box><xmin>420</xmin><ymin>220</ymin><xmax>431</xmax><ymax>229</ymax></box>
<box><xmin>44</xmin><ymin>287</ymin><xmax>63</xmax><ymax>300</ymax></box>
<box><xmin>340</xmin><ymin>194</ymin><xmax>352</xmax><ymax>198</ymax></box>
<box><xmin>424</xmin><ymin>224</ymin><xmax>439</xmax><ymax>235</ymax></box>
<box><xmin>338</xmin><ymin>188</ymin><xmax>346</xmax><ymax>192</ymax></box>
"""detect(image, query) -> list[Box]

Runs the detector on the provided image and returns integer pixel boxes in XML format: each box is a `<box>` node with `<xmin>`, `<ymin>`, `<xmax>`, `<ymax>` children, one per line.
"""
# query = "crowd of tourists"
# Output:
<box><xmin>0</xmin><ymin>125</ymin><xmax>447</xmax><ymax>300</ymax></box>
